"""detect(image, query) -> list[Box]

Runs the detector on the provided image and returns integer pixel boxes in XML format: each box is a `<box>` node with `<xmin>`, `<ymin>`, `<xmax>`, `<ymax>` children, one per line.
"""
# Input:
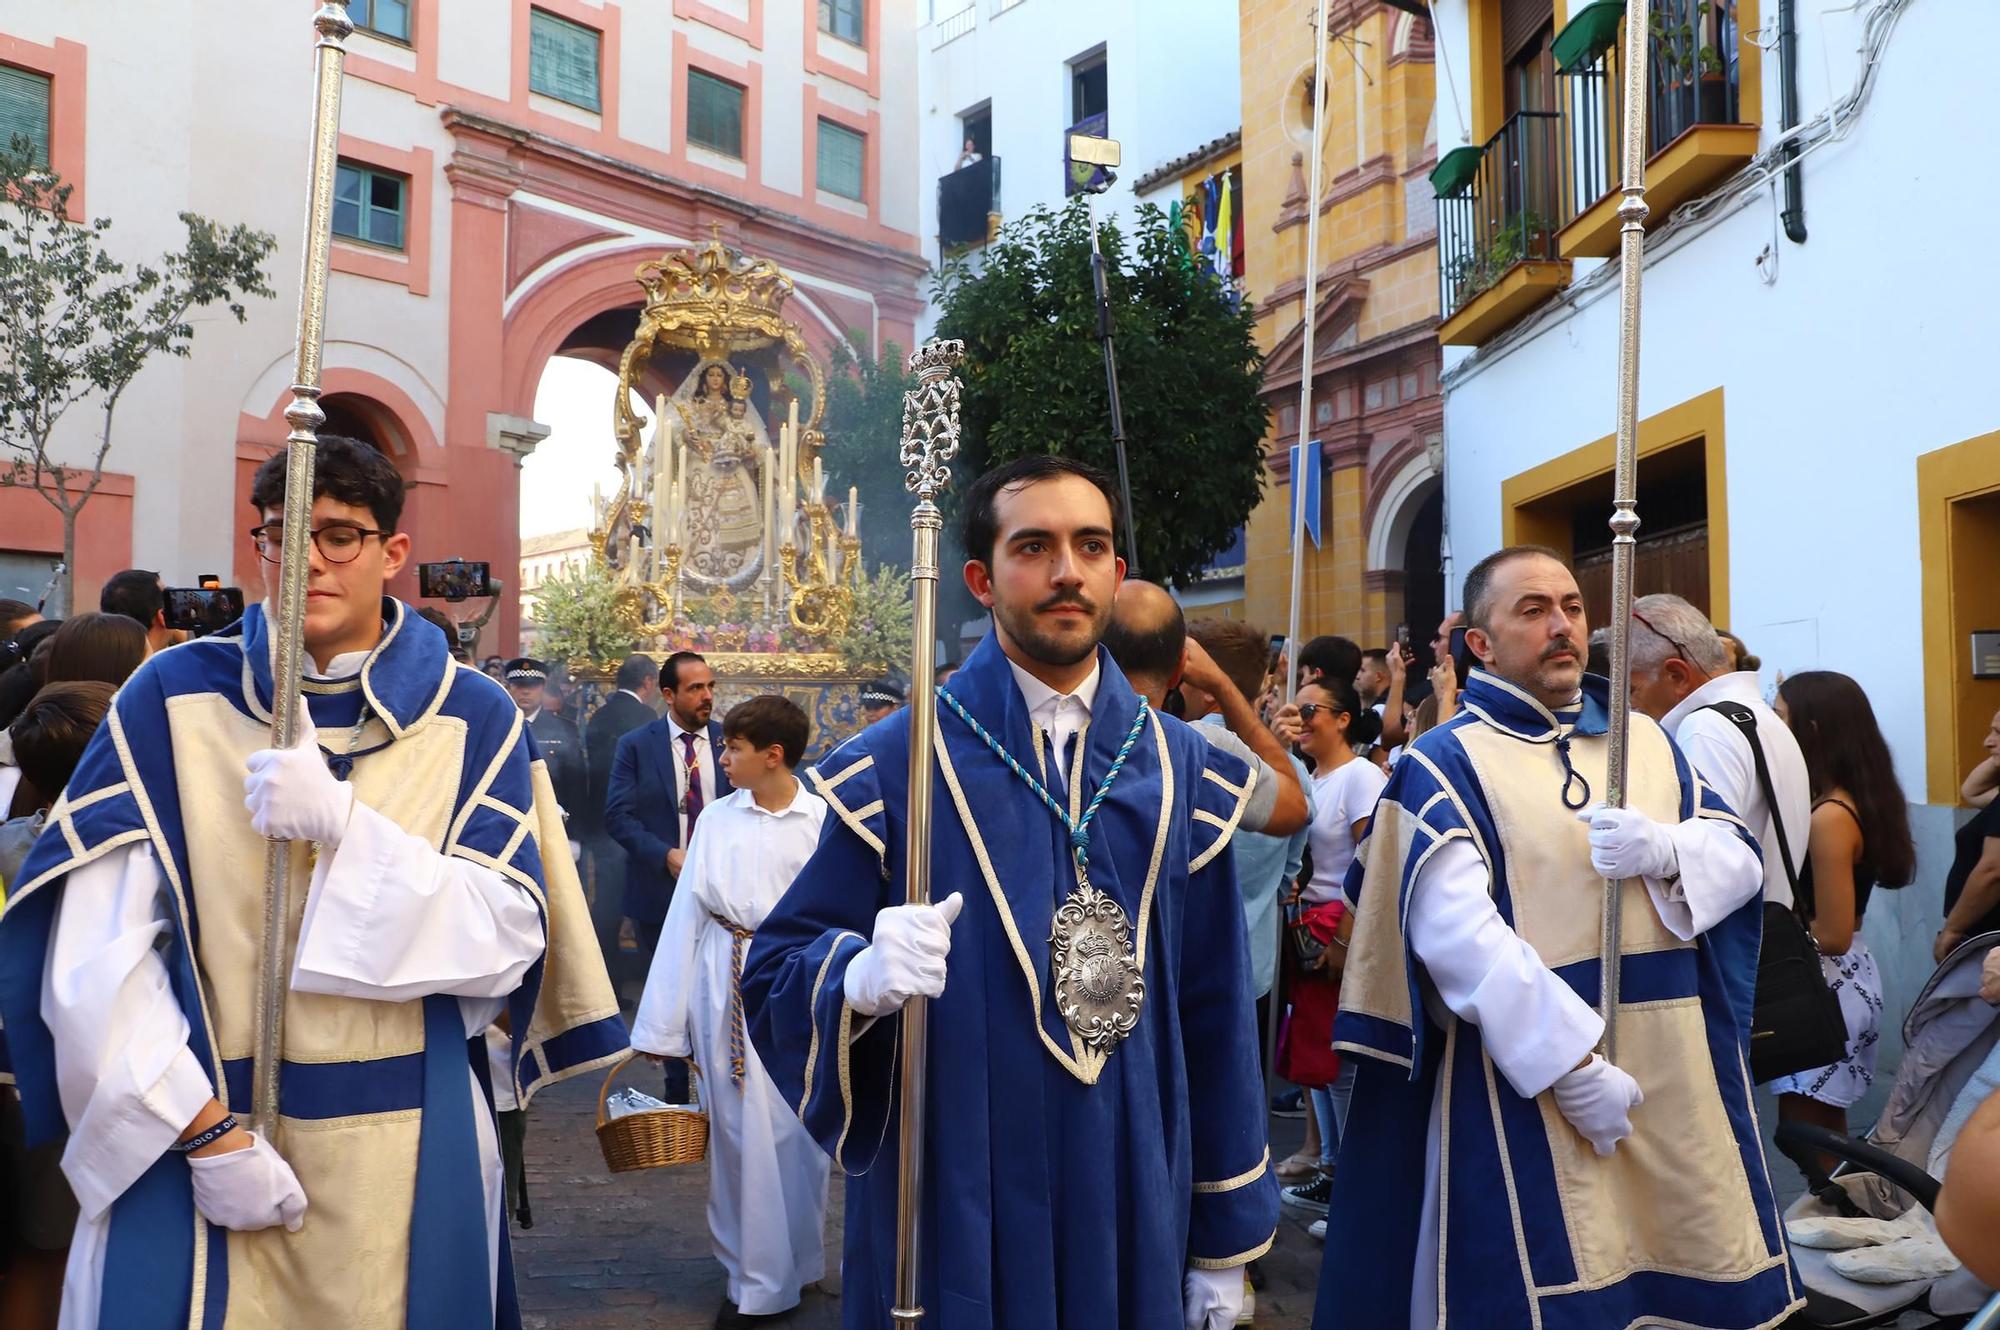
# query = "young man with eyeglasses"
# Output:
<box><xmin>0</xmin><ymin>435</ymin><xmax>625</xmax><ymax>1329</ymax></box>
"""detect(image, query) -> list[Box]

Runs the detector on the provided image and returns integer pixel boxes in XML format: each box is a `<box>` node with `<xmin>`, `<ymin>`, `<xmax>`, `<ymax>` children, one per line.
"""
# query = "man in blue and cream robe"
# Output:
<box><xmin>1316</xmin><ymin>546</ymin><xmax>1801</xmax><ymax>1330</ymax></box>
<box><xmin>743</xmin><ymin>456</ymin><xmax>1278</xmax><ymax>1329</ymax></box>
<box><xmin>0</xmin><ymin>600</ymin><xmax>626</xmax><ymax>1329</ymax></box>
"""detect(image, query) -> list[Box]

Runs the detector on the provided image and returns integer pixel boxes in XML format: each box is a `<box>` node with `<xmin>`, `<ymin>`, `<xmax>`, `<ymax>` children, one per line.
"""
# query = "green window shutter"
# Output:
<box><xmin>817</xmin><ymin>119</ymin><xmax>864</xmax><ymax>200</ymax></box>
<box><xmin>819</xmin><ymin>0</ymin><xmax>864</xmax><ymax>44</ymax></box>
<box><xmin>332</xmin><ymin>160</ymin><xmax>408</xmax><ymax>250</ymax></box>
<box><xmin>0</xmin><ymin>64</ymin><xmax>52</xmax><ymax>164</ymax></box>
<box><xmin>687</xmin><ymin>70</ymin><xmax>745</xmax><ymax>158</ymax></box>
<box><xmin>529</xmin><ymin>9</ymin><xmax>602</xmax><ymax>112</ymax></box>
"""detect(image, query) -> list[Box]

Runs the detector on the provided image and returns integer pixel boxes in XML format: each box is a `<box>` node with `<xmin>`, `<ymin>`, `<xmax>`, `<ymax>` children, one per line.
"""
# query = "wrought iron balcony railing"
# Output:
<box><xmin>1434</xmin><ymin>110</ymin><xmax>1565</xmax><ymax>323</ymax></box>
<box><xmin>1561</xmin><ymin>0</ymin><xmax>1745</xmax><ymax>215</ymax></box>
<box><xmin>937</xmin><ymin>154</ymin><xmax>1001</xmax><ymax>257</ymax></box>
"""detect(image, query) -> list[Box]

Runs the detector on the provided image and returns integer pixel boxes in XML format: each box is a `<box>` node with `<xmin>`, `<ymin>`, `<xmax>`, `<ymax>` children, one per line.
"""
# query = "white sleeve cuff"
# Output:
<box><xmin>293</xmin><ymin>800</ymin><xmax>544</xmax><ymax>1002</ymax></box>
<box><xmin>1408</xmin><ymin>839</ymin><xmax>1604</xmax><ymax>1099</ymax></box>
<box><xmin>1646</xmin><ymin>816</ymin><xmax>1763</xmax><ymax>940</ymax></box>
<box><xmin>63</xmin><ymin>1046</ymin><xmax>212</xmax><ymax>1222</ymax></box>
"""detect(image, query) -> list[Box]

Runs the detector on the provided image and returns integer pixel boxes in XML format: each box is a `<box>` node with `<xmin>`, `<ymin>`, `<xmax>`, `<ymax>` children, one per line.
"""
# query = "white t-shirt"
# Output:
<box><xmin>1305</xmin><ymin>756</ymin><xmax>1389</xmax><ymax>902</ymax></box>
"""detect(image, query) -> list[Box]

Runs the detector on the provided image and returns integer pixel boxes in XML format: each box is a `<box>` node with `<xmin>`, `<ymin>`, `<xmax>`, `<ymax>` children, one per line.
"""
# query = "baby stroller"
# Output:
<box><xmin>1774</xmin><ymin>931</ymin><xmax>2000</xmax><ymax>1328</ymax></box>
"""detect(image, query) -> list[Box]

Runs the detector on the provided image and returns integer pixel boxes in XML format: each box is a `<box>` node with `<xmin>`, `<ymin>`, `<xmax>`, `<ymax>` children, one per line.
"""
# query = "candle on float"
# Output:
<box><xmin>591</xmin><ymin>483</ymin><xmax>603</xmax><ymax>523</ymax></box>
<box><xmin>625</xmin><ymin>535</ymin><xmax>642</xmax><ymax>584</ymax></box>
<box><xmin>827</xmin><ymin>526</ymin><xmax>840</xmax><ymax>577</ymax></box>
<box><xmin>812</xmin><ymin>456</ymin><xmax>825</xmax><ymax>505</ymax></box>
<box><xmin>763</xmin><ymin>446</ymin><xmax>778</xmax><ymax>574</ymax></box>
<box><xmin>779</xmin><ymin>424</ymin><xmax>796</xmax><ymax>537</ymax></box>
<box><xmin>788</xmin><ymin>396</ymin><xmax>800</xmax><ymax>446</ymax></box>
<box><xmin>651</xmin><ymin>444</ymin><xmax>671</xmax><ymax>535</ymax></box>
<box><xmin>847</xmin><ymin>485</ymin><xmax>859</xmax><ymax>537</ymax></box>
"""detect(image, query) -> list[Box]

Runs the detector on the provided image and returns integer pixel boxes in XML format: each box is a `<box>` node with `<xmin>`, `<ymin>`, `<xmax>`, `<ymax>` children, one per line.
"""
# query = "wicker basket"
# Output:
<box><xmin>595</xmin><ymin>1053</ymin><xmax>707</xmax><ymax>1173</ymax></box>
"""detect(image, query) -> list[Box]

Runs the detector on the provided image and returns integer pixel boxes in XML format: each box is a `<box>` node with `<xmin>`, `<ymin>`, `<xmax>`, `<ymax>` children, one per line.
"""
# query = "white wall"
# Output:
<box><xmin>914</xmin><ymin>0</ymin><xmax>1239</xmax><ymax>336</ymax></box>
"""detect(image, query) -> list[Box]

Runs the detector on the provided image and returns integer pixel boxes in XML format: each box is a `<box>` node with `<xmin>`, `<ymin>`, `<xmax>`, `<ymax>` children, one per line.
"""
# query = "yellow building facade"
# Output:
<box><xmin>1232</xmin><ymin>0</ymin><xmax>1447</xmax><ymax>649</ymax></box>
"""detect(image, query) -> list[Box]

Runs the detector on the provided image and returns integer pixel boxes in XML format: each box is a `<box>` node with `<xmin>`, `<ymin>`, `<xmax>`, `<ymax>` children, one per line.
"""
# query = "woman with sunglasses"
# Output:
<box><xmin>1277</xmin><ymin>678</ymin><xmax>1388</xmax><ymax>1222</ymax></box>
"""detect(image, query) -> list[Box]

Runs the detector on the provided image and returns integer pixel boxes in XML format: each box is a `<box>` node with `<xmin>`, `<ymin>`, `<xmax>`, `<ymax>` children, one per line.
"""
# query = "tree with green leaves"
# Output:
<box><xmin>931</xmin><ymin>198</ymin><xmax>1270</xmax><ymax>587</ymax></box>
<box><xmin>0</xmin><ymin>140</ymin><xmax>277</xmax><ymax>613</ymax></box>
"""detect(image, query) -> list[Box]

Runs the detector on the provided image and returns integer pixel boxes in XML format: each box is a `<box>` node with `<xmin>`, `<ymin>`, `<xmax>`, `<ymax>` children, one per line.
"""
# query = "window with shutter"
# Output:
<box><xmin>817</xmin><ymin>120</ymin><xmax>864</xmax><ymax>200</ymax></box>
<box><xmin>818</xmin><ymin>0</ymin><xmax>864</xmax><ymax>44</ymax></box>
<box><xmin>352</xmin><ymin>0</ymin><xmax>413</xmax><ymax>43</ymax></box>
<box><xmin>687</xmin><ymin>70</ymin><xmax>745</xmax><ymax>159</ymax></box>
<box><xmin>0</xmin><ymin>64</ymin><xmax>52</xmax><ymax>164</ymax></box>
<box><xmin>529</xmin><ymin>9</ymin><xmax>602</xmax><ymax>113</ymax></box>
<box><xmin>333</xmin><ymin>161</ymin><xmax>408</xmax><ymax>250</ymax></box>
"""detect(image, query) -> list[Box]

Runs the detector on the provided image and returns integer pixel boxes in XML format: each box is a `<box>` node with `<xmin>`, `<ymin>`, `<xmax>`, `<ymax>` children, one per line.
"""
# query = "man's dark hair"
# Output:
<box><xmin>10</xmin><ymin>681</ymin><xmax>115</xmax><ymax>807</ymax></box>
<box><xmin>1462</xmin><ymin>544</ymin><xmax>1567</xmax><ymax>632</ymax></box>
<box><xmin>615</xmin><ymin>653</ymin><xmax>660</xmax><ymax>691</ymax></box>
<box><xmin>250</xmin><ymin>434</ymin><xmax>406</xmax><ymax>533</ymax></box>
<box><xmin>1188</xmin><ymin>617</ymin><xmax>1271</xmax><ymax>704</ymax></box>
<box><xmin>662</xmin><ymin>650</ymin><xmax>707</xmax><ymax>692</ymax></box>
<box><xmin>99</xmin><ymin>569</ymin><xmax>164</xmax><ymax>628</ymax></box>
<box><xmin>1361</xmin><ymin>648</ymin><xmax>1389</xmax><ymax>668</ymax></box>
<box><xmin>1102</xmin><ymin>592</ymin><xmax>1186</xmax><ymax>687</ymax></box>
<box><xmin>0</xmin><ymin>599</ymin><xmax>40</xmax><ymax>639</ymax></box>
<box><xmin>959</xmin><ymin>454</ymin><xmax>1122</xmax><ymax>566</ymax></box>
<box><xmin>723</xmin><ymin>694</ymin><xmax>809</xmax><ymax>769</ymax></box>
<box><xmin>1298</xmin><ymin>635</ymin><xmax>1360</xmax><ymax>687</ymax></box>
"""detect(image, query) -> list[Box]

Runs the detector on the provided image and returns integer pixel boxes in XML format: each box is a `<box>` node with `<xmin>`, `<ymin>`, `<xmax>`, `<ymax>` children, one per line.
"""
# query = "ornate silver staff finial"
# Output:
<box><xmin>901</xmin><ymin>339</ymin><xmax>965</xmax><ymax>504</ymax></box>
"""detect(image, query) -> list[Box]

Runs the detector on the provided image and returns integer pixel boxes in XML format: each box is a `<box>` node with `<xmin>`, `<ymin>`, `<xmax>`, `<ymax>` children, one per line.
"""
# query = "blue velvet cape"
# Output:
<box><xmin>743</xmin><ymin>635</ymin><xmax>1279</xmax><ymax>1329</ymax></box>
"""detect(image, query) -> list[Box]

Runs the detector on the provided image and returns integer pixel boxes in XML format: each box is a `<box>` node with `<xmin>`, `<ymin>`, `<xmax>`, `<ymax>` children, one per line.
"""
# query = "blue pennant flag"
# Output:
<box><xmin>1290</xmin><ymin>440</ymin><xmax>1323</xmax><ymax>549</ymax></box>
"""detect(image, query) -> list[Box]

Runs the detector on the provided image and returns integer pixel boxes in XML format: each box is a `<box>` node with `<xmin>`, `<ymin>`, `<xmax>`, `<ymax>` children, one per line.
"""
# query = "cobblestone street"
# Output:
<box><xmin>513</xmin><ymin>1065</ymin><xmax>1327</xmax><ymax>1329</ymax></box>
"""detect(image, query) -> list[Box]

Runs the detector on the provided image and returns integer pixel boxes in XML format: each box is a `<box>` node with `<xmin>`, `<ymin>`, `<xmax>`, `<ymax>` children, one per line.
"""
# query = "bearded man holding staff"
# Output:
<box><xmin>1315</xmin><ymin>544</ymin><xmax>1800</xmax><ymax>1330</ymax></box>
<box><xmin>744</xmin><ymin>455</ymin><xmax>1277</xmax><ymax>1330</ymax></box>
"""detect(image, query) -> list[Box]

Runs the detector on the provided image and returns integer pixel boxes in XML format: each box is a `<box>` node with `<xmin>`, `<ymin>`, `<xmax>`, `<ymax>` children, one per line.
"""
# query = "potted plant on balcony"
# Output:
<box><xmin>1650</xmin><ymin>5</ymin><xmax>1732</xmax><ymax>123</ymax></box>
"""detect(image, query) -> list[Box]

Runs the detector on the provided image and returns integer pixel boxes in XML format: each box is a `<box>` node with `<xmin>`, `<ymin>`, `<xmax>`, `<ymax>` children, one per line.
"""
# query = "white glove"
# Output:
<box><xmin>244</xmin><ymin>707</ymin><xmax>355</xmax><ymax>846</ymax></box>
<box><xmin>1551</xmin><ymin>1054</ymin><xmax>1644</xmax><ymax>1157</ymax></box>
<box><xmin>186</xmin><ymin>1132</ymin><xmax>308</xmax><ymax>1233</ymax></box>
<box><xmin>1576</xmin><ymin>804</ymin><xmax>1678</xmax><ymax>881</ymax></box>
<box><xmin>843</xmin><ymin>893</ymin><xmax>964</xmax><ymax>1017</ymax></box>
<box><xmin>1182</xmin><ymin>1266</ymin><xmax>1245</xmax><ymax>1330</ymax></box>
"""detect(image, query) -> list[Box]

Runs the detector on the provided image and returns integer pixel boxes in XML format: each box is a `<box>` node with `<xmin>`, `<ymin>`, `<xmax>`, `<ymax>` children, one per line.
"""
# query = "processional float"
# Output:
<box><xmin>251</xmin><ymin>0</ymin><xmax>354</xmax><ymax>1139</ymax></box>
<box><xmin>577</xmin><ymin>234</ymin><xmax>882</xmax><ymax>741</ymax></box>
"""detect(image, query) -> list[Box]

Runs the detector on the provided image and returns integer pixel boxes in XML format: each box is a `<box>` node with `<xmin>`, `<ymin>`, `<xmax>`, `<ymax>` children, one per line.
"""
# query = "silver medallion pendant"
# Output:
<box><xmin>1050</xmin><ymin>884</ymin><xmax>1145</xmax><ymax>1055</ymax></box>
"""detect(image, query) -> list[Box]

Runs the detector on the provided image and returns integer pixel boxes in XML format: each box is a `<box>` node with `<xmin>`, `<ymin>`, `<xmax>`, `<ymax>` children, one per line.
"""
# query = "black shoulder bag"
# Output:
<box><xmin>1703</xmin><ymin>701</ymin><xmax>1849</xmax><ymax>1084</ymax></box>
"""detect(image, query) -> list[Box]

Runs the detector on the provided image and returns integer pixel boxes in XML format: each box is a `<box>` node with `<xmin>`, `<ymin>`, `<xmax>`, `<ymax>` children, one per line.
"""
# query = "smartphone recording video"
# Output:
<box><xmin>162</xmin><ymin>586</ymin><xmax>246</xmax><ymax>638</ymax></box>
<box><xmin>418</xmin><ymin>560</ymin><xmax>492</xmax><ymax>603</ymax></box>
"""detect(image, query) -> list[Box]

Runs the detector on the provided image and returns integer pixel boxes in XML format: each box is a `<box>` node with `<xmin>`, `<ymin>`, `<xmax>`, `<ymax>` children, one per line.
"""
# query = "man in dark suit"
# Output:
<box><xmin>606</xmin><ymin>651</ymin><xmax>728</xmax><ymax>1100</ymax></box>
<box><xmin>581</xmin><ymin>654</ymin><xmax>660</xmax><ymax>989</ymax></box>
<box><xmin>605</xmin><ymin>651</ymin><xmax>730</xmax><ymax>957</ymax></box>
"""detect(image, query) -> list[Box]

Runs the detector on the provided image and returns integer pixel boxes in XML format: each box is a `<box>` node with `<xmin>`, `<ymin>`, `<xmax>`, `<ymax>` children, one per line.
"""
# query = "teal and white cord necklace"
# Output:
<box><xmin>936</xmin><ymin>684</ymin><xmax>1149</xmax><ymax>886</ymax></box>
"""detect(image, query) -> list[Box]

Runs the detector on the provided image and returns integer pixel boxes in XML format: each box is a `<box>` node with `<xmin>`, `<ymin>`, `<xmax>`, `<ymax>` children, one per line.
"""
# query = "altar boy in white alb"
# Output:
<box><xmin>630</xmin><ymin>694</ymin><xmax>830</xmax><ymax>1321</ymax></box>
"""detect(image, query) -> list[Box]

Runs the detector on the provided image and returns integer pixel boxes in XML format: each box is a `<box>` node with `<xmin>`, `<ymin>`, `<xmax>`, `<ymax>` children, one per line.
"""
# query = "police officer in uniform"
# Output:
<box><xmin>505</xmin><ymin>658</ymin><xmax>589</xmax><ymax>827</ymax></box>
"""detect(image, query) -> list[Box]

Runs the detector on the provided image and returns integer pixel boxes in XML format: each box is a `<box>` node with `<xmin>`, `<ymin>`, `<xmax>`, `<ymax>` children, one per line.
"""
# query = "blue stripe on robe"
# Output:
<box><xmin>0</xmin><ymin>598</ymin><xmax>620</xmax><ymax>1326</ymax></box>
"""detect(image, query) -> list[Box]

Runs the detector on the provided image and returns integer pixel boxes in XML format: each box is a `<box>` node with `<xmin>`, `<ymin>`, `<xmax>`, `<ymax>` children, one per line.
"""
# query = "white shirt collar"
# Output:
<box><xmin>522</xmin><ymin>705</ymin><xmax>543</xmax><ymax>723</ymax></box>
<box><xmin>1006</xmin><ymin>656</ymin><xmax>1100</xmax><ymax>758</ymax></box>
<box><xmin>668</xmin><ymin>712</ymin><xmax>707</xmax><ymax>741</ymax></box>
<box><xmin>1662</xmin><ymin>670</ymin><xmax>1763</xmax><ymax>732</ymax></box>
<box><xmin>307</xmin><ymin>646</ymin><xmax>375</xmax><ymax>681</ymax></box>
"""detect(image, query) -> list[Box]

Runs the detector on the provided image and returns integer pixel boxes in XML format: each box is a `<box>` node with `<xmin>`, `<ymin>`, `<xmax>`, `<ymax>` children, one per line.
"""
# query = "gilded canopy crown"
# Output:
<box><xmin>634</xmin><ymin>234</ymin><xmax>796</xmax><ymax>355</ymax></box>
